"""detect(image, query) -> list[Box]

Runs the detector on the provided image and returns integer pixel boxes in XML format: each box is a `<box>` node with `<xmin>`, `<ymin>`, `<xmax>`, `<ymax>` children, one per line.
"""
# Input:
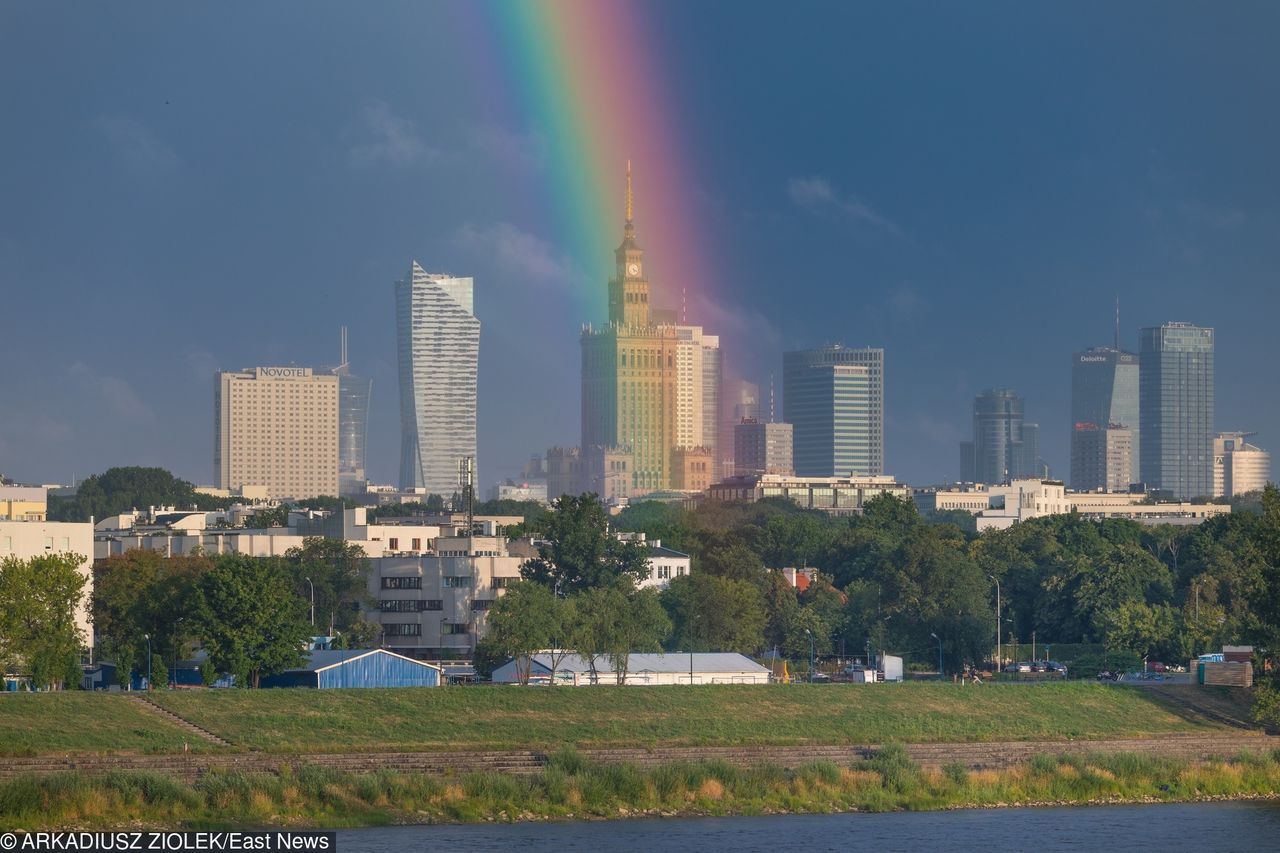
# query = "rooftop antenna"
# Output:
<box><xmin>769</xmin><ymin>374</ymin><xmax>775</xmax><ymax>423</ymax></box>
<box><xmin>339</xmin><ymin>326</ymin><xmax>349</xmax><ymax>370</ymax></box>
<box><xmin>681</xmin><ymin>287</ymin><xmax>687</xmax><ymax>324</ymax></box>
<box><xmin>1114</xmin><ymin>296</ymin><xmax>1120</xmax><ymax>351</ymax></box>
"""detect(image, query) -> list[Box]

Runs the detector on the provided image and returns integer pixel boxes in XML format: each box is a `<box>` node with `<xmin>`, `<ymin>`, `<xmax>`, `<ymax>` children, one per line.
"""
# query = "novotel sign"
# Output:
<box><xmin>256</xmin><ymin>367</ymin><xmax>312</xmax><ymax>378</ymax></box>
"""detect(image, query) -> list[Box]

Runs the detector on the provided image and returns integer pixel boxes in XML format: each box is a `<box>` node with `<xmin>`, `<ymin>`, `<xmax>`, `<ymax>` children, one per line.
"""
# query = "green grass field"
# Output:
<box><xmin>0</xmin><ymin>683</ymin><xmax>1229</xmax><ymax>757</ymax></box>
<box><xmin>0</xmin><ymin>693</ymin><xmax>213</xmax><ymax>756</ymax></box>
<box><xmin>146</xmin><ymin>682</ymin><xmax>1226</xmax><ymax>753</ymax></box>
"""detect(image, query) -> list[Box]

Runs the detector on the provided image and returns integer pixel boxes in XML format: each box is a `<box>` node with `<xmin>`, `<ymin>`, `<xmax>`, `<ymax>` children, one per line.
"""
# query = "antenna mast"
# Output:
<box><xmin>1114</xmin><ymin>297</ymin><xmax>1120</xmax><ymax>351</ymax></box>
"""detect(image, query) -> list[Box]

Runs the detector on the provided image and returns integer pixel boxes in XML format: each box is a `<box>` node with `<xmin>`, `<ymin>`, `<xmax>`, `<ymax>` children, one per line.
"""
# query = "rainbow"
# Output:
<box><xmin>471</xmin><ymin>0</ymin><xmax>716</xmax><ymax>323</ymax></box>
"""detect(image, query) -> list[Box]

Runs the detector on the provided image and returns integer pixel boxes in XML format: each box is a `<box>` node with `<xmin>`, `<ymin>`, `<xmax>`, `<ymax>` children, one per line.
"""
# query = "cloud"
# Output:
<box><xmin>467</xmin><ymin>124</ymin><xmax>546</xmax><ymax>172</ymax></box>
<box><xmin>886</xmin><ymin>284</ymin><xmax>926</xmax><ymax>321</ymax></box>
<box><xmin>68</xmin><ymin>362</ymin><xmax>156</xmax><ymax>425</ymax></box>
<box><xmin>349</xmin><ymin>101</ymin><xmax>439</xmax><ymax>167</ymax></box>
<box><xmin>787</xmin><ymin>176</ymin><xmax>901</xmax><ymax>235</ymax></box>
<box><xmin>453</xmin><ymin>222</ymin><xmax>581</xmax><ymax>287</ymax></box>
<box><xmin>689</xmin><ymin>292</ymin><xmax>783</xmax><ymax>352</ymax></box>
<box><xmin>97</xmin><ymin>117</ymin><xmax>179</xmax><ymax>172</ymax></box>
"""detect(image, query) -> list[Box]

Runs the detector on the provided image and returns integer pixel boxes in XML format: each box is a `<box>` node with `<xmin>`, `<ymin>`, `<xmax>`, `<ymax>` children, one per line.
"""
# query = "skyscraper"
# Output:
<box><xmin>1139</xmin><ymin>323</ymin><xmax>1214</xmax><ymax>499</ymax></box>
<box><xmin>581</xmin><ymin>164</ymin><xmax>679</xmax><ymax>492</ymax></box>
<box><xmin>719</xmin><ymin>380</ymin><xmax>760</xmax><ymax>478</ymax></box>
<box><xmin>396</xmin><ymin>262</ymin><xmax>480</xmax><ymax>495</ymax></box>
<box><xmin>782</xmin><ymin>346</ymin><xmax>884</xmax><ymax>477</ymax></box>
<box><xmin>734</xmin><ymin>419</ymin><xmax>794</xmax><ymax>476</ymax></box>
<box><xmin>1070</xmin><ymin>346</ymin><xmax>1140</xmax><ymax>488</ymax></box>
<box><xmin>333</xmin><ymin>327</ymin><xmax>372</xmax><ymax>498</ymax></box>
<box><xmin>674</xmin><ymin>325</ymin><xmax>719</xmax><ymax>461</ymax></box>
<box><xmin>962</xmin><ymin>388</ymin><xmax>1039</xmax><ymax>485</ymax></box>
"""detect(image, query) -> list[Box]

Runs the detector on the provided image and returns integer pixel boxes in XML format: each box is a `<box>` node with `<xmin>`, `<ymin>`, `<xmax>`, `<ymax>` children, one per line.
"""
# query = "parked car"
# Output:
<box><xmin>1149</xmin><ymin>661</ymin><xmax>1168</xmax><ymax>673</ymax></box>
<box><xmin>1048</xmin><ymin>661</ymin><xmax>1068</xmax><ymax>675</ymax></box>
<box><xmin>1011</xmin><ymin>662</ymin><xmax>1032</xmax><ymax>673</ymax></box>
<box><xmin>1030</xmin><ymin>661</ymin><xmax>1048</xmax><ymax>673</ymax></box>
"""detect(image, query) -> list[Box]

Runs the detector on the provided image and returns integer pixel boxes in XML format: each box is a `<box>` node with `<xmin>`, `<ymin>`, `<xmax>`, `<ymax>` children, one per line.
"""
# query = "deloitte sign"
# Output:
<box><xmin>256</xmin><ymin>366</ymin><xmax>312</xmax><ymax>379</ymax></box>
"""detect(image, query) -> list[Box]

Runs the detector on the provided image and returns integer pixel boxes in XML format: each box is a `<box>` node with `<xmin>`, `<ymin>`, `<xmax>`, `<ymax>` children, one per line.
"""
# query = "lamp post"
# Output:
<box><xmin>688</xmin><ymin>611</ymin><xmax>697</xmax><ymax>685</ymax></box>
<box><xmin>144</xmin><ymin>633</ymin><xmax>152</xmax><ymax>690</ymax></box>
<box><xmin>930</xmin><ymin>632</ymin><xmax>943</xmax><ymax>679</ymax></box>
<box><xmin>305</xmin><ymin>576</ymin><xmax>315</xmax><ymax>628</ymax></box>
<box><xmin>988</xmin><ymin>574</ymin><xmax>1001</xmax><ymax>669</ymax></box>
<box><xmin>171</xmin><ymin>617</ymin><xmax>184</xmax><ymax>688</ymax></box>
<box><xmin>804</xmin><ymin>628</ymin><xmax>815</xmax><ymax>683</ymax></box>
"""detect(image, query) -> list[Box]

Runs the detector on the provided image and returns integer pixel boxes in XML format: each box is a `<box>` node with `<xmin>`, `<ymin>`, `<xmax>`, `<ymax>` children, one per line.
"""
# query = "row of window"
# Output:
<box><xmin>381</xmin><ymin>599</ymin><xmax>443</xmax><ymax>612</ymax></box>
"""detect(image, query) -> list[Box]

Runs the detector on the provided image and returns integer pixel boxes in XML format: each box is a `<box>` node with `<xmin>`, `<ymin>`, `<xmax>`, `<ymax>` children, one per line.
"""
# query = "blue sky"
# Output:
<box><xmin>2</xmin><ymin>2</ymin><xmax>1277</xmax><ymax>490</ymax></box>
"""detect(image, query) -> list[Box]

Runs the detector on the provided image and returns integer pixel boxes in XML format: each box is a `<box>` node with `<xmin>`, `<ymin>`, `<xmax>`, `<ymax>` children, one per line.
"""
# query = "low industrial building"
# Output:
<box><xmin>261</xmin><ymin>649</ymin><xmax>441</xmax><ymax>689</ymax></box>
<box><xmin>491</xmin><ymin>652</ymin><xmax>771</xmax><ymax>686</ymax></box>
<box><xmin>706</xmin><ymin>473</ymin><xmax>909</xmax><ymax>515</ymax></box>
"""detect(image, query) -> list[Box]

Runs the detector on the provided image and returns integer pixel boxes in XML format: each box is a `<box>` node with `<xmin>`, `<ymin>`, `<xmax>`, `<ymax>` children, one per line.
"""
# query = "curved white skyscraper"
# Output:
<box><xmin>396</xmin><ymin>262</ymin><xmax>480</xmax><ymax>495</ymax></box>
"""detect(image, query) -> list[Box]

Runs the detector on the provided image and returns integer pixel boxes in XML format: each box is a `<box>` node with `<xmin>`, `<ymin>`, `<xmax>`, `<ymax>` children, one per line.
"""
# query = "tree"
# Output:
<box><xmin>193</xmin><ymin>554</ymin><xmax>311</xmax><ymax>688</ymax></box>
<box><xmin>47</xmin><ymin>466</ymin><xmax>235</xmax><ymax>522</ymax></box>
<box><xmin>483</xmin><ymin>581</ymin><xmax>559</xmax><ymax>684</ymax></box>
<box><xmin>568</xmin><ymin>581</ymin><xmax>670</xmax><ymax>684</ymax></box>
<box><xmin>282</xmin><ymin>538</ymin><xmax>371</xmax><ymax>636</ymax></box>
<box><xmin>250</xmin><ymin>505</ymin><xmax>290</xmax><ymax>528</ymax></box>
<box><xmin>92</xmin><ymin>550</ymin><xmax>211</xmax><ymax>685</ymax></box>
<box><xmin>699</xmin><ymin>542</ymin><xmax>767</xmax><ymax>582</ymax></box>
<box><xmin>660</xmin><ymin>574</ymin><xmax>766</xmax><ymax>654</ymax></box>
<box><xmin>520</xmin><ymin>494</ymin><xmax>650</xmax><ymax>592</ymax></box>
<box><xmin>0</xmin><ymin>554</ymin><xmax>87</xmax><ymax>688</ymax></box>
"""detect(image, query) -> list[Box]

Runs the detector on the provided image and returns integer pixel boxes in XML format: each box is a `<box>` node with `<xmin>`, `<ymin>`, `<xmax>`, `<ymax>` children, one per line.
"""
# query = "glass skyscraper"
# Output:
<box><xmin>396</xmin><ymin>262</ymin><xmax>480</xmax><ymax>495</ymax></box>
<box><xmin>1070</xmin><ymin>347</ymin><xmax>1139</xmax><ymax>489</ymax></box>
<box><xmin>1139</xmin><ymin>323</ymin><xmax>1214</xmax><ymax>499</ymax></box>
<box><xmin>782</xmin><ymin>346</ymin><xmax>884</xmax><ymax>477</ymax></box>
<box><xmin>333</xmin><ymin>327</ymin><xmax>372</xmax><ymax>498</ymax></box>
<box><xmin>962</xmin><ymin>389</ymin><xmax>1040</xmax><ymax>484</ymax></box>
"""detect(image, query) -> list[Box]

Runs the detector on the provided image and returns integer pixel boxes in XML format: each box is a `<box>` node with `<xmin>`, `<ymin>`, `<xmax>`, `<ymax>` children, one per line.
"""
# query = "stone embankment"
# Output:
<box><xmin>3</xmin><ymin>733</ymin><xmax>1274</xmax><ymax>783</ymax></box>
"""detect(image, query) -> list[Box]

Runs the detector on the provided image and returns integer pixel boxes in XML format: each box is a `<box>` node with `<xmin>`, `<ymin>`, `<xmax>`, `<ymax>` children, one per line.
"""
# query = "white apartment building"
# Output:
<box><xmin>215</xmin><ymin>366</ymin><xmax>339</xmax><ymax>499</ymax></box>
<box><xmin>367</xmin><ymin>533</ymin><xmax>525</xmax><ymax>658</ymax></box>
<box><xmin>396</xmin><ymin>263</ymin><xmax>480</xmax><ymax>495</ymax></box>
<box><xmin>0</xmin><ymin>520</ymin><xmax>94</xmax><ymax>650</ymax></box>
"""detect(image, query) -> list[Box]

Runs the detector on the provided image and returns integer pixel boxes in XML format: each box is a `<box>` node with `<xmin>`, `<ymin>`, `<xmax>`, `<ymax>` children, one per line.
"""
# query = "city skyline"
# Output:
<box><xmin>2</xmin><ymin>4</ymin><xmax>1278</xmax><ymax>491</ymax></box>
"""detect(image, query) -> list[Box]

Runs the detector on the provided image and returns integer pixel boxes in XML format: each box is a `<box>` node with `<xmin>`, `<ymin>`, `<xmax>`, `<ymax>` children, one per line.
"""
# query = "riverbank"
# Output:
<box><xmin>3</xmin><ymin>747</ymin><xmax>1279</xmax><ymax>831</ymax></box>
<box><xmin>0</xmin><ymin>683</ymin><xmax>1233</xmax><ymax>756</ymax></box>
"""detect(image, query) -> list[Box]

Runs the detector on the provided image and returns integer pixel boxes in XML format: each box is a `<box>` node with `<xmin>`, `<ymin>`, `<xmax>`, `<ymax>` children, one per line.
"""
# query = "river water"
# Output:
<box><xmin>334</xmin><ymin>801</ymin><xmax>1280</xmax><ymax>852</ymax></box>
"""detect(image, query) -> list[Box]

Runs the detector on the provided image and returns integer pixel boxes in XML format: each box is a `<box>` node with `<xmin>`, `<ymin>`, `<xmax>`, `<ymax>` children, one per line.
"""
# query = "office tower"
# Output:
<box><xmin>1070</xmin><ymin>347</ymin><xmax>1140</xmax><ymax>488</ymax></box>
<box><xmin>782</xmin><ymin>346</ymin><xmax>884</xmax><ymax>477</ymax></box>
<box><xmin>396</xmin><ymin>262</ymin><xmax>480</xmax><ymax>495</ymax></box>
<box><xmin>963</xmin><ymin>389</ymin><xmax>1039</xmax><ymax>485</ymax></box>
<box><xmin>215</xmin><ymin>367</ymin><xmax>339</xmax><ymax>499</ymax></box>
<box><xmin>1213</xmin><ymin>433</ymin><xmax>1271</xmax><ymax>497</ymax></box>
<box><xmin>333</xmin><ymin>327</ymin><xmax>372</xmax><ymax>498</ymax></box>
<box><xmin>1071</xmin><ymin>424</ymin><xmax>1133</xmax><ymax>493</ymax></box>
<box><xmin>734</xmin><ymin>419</ymin><xmax>794</xmax><ymax>476</ymax></box>
<box><xmin>581</xmin><ymin>164</ymin><xmax>679</xmax><ymax>492</ymax></box>
<box><xmin>701</xmin><ymin>340</ymin><xmax>722</xmax><ymax>478</ymax></box>
<box><xmin>719</xmin><ymin>380</ymin><xmax>760</xmax><ymax>478</ymax></box>
<box><xmin>1139</xmin><ymin>323</ymin><xmax>1214</xmax><ymax>499</ymax></box>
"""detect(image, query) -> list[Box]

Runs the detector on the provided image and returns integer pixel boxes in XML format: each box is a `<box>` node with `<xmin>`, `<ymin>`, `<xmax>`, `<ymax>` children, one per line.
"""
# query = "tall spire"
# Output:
<box><xmin>1114</xmin><ymin>296</ymin><xmax>1120</xmax><ymax>351</ymax></box>
<box><xmin>625</xmin><ymin>159</ymin><xmax>633</xmax><ymax>225</ymax></box>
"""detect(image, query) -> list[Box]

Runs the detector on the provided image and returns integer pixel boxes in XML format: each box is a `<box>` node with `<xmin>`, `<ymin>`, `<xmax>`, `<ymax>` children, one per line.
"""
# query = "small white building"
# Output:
<box><xmin>0</xmin><ymin>520</ymin><xmax>94</xmax><ymax>650</ymax></box>
<box><xmin>492</xmin><ymin>652</ymin><xmax>770</xmax><ymax>686</ymax></box>
<box><xmin>616</xmin><ymin>532</ymin><xmax>692</xmax><ymax>590</ymax></box>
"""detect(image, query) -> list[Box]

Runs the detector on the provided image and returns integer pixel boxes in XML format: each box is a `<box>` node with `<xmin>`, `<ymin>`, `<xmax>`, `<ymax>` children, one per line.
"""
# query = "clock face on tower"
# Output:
<box><xmin>627</xmin><ymin>262</ymin><xmax>640</xmax><ymax>276</ymax></box>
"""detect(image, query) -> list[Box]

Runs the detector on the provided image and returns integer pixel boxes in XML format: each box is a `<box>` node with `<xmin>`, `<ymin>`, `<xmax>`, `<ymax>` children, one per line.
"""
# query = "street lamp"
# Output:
<box><xmin>803</xmin><ymin>628</ymin><xmax>815</xmax><ymax>683</ymax></box>
<box><xmin>143</xmin><ymin>633</ymin><xmax>152</xmax><ymax>690</ymax></box>
<box><xmin>305</xmin><ymin>576</ymin><xmax>315</xmax><ymax>628</ymax></box>
<box><xmin>171</xmin><ymin>617</ymin><xmax>184</xmax><ymax>688</ymax></box>
<box><xmin>688</xmin><ymin>611</ymin><xmax>698</xmax><ymax>686</ymax></box>
<box><xmin>930</xmin><ymin>632</ymin><xmax>943</xmax><ymax>679</ymax></box>
<box><xmin>988</xmin><ymin>574</ymin><xmax>1001</xmax><ymax>669</ymax></box>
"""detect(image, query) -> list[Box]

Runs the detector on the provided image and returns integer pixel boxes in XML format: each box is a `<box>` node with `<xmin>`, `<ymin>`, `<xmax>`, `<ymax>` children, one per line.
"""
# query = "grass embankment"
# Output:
<box><xmin>0</xmin><ymin>684</ymin><xmax>1227</xmax><ymax>757</ymax></box>
<box><xmin>0</xmin><ymin>694</ymin><xmax>212</xmax><ymax>756</ymax></box>
<box><xmin>3</xmin><ymin>747</ymin><xmax>1279</xmax><ymax>830</ymax></box>
<box><xmin>144</xmin><ymin>683</ymin><xmax>1226</xmax><ymax>753</ymax></box>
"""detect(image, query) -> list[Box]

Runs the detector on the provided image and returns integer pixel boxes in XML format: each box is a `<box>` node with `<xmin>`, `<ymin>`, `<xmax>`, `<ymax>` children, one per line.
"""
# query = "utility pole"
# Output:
<box><xmin>989</xmin><ymin>574</ymin><xmax>1001</xmax><ymax>669</ymax></box>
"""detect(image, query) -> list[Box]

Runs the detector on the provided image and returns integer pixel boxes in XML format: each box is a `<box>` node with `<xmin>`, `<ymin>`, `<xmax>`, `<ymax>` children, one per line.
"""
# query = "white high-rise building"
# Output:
<box><xmin>396</xmin><ymin>262</ymin><xmax>480</xmax><ymax>496</ymax></box>
<box><xmin>215</xmin><ymin>367</ymin><xmax>339</xmax><ymax>499</ymax></box>
<box><xmin>674</xmin><ymin>325</ymin><xmax>720</xmax><ymax>477</ymax></box>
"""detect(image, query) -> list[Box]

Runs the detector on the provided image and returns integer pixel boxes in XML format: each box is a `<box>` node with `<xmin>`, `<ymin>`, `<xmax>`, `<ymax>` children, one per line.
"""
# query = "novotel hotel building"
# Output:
<box><xmin>215</xmin><ymin>366</ymin><xmax>339</xmax><ymax>499</ymax></box>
